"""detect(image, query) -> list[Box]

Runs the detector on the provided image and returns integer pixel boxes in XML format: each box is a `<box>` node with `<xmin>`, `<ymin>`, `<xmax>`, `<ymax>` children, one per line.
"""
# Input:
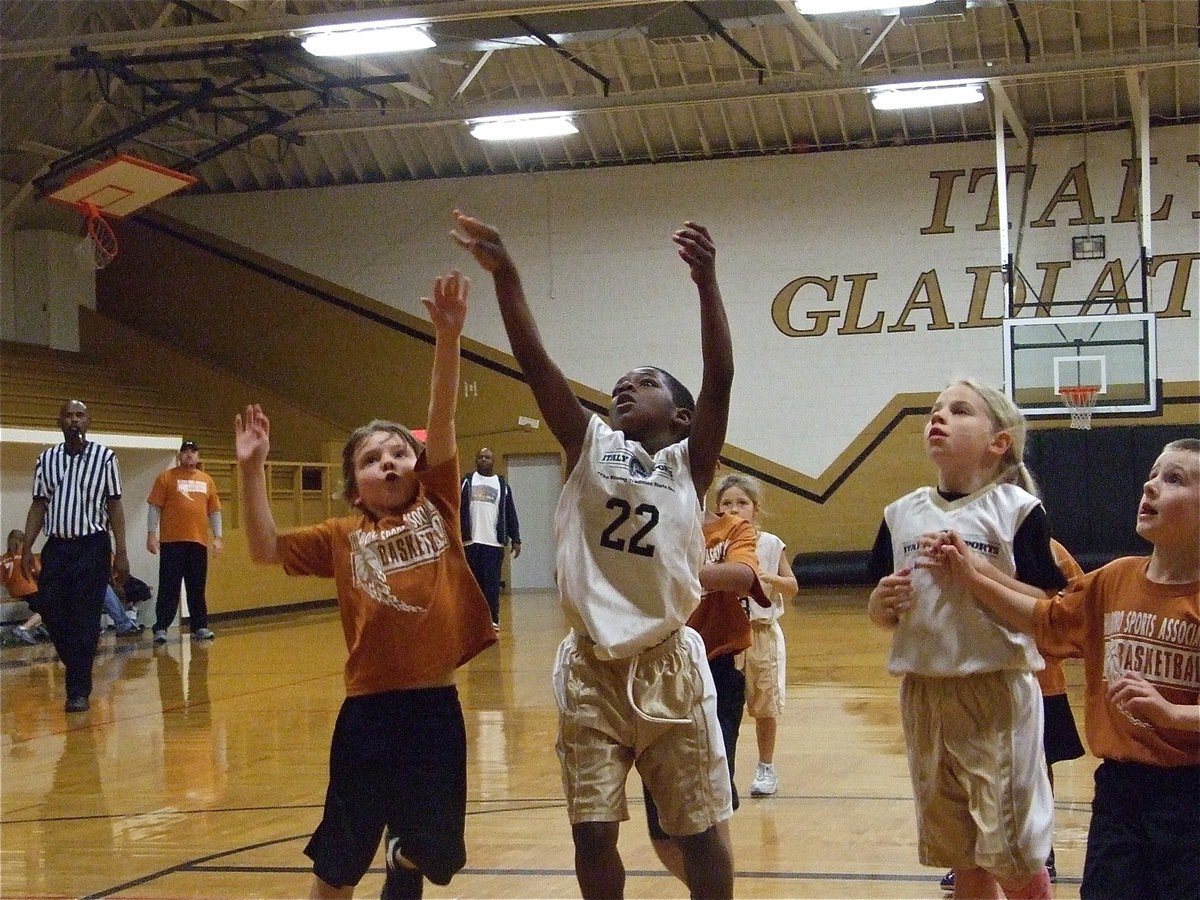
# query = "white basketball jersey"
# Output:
<box><xmin>884</xmin><ymin>482</ymin><xmax>1045</xmax><ymax>677</ymax></box>
<box><xmin>554</xmin><ymin>415</ymin><xmax>704</xmax><ymax>660</ymax></box>
<box><xmin>746</xmin><ymin>531</ymin><xmax>786</xmax><ymax>623</ymax></box>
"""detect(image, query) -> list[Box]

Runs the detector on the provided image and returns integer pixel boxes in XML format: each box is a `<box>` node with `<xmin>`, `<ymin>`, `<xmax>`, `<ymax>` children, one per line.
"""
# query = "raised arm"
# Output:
<box><xmin>674</xmin><ymin>223</ymin><xmax>733</xmax><ymax>498</ymax></box>
<box><xmin>234</xmin><ymin>404</ymin><xmax>280</xmax><ymax>564</ymax></box>
<box><xmin>421</xmin><ymin>270</ymin><xmax>468</xmax><ymax>468</ymax></box>
<box><xmin>451</xmin><ymin>210</ymin><xmax>590</xmax><ymax>468</ymax></box>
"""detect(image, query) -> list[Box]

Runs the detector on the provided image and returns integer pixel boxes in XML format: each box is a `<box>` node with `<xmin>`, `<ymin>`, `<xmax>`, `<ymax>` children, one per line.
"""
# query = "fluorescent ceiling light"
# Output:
<box><xmin>870</xmin><ymin>82</ymin><xmax>985</xmax><ymax>110</ymax></box>
<box><xmin>468</xmin><ymin>113</ymin><xmax>579</xmax><ymax>141</ymax></box>
<box><xmin>795</xmin><ymin>0</ymin><xmax>935</xmax><ymax>13</ymax></box>
<box><xmin>301</xmin><ymin>22</ymin><xmax>435</xmax><ymax>56</ymax></box>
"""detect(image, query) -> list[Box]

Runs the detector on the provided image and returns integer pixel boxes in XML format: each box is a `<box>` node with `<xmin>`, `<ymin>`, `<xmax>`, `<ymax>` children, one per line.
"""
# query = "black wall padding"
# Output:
<box><xmin>1027</xmin><ymin>425</ymin><xmax>1197</xmax><ymax>566</ymax></box>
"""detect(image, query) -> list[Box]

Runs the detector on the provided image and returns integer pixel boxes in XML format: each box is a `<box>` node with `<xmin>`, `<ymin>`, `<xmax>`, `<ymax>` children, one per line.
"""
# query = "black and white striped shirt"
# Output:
<box><xmin>32</xmin><ymin>441</ymin><xmax>122</xmax><ymax>539</ymax></box>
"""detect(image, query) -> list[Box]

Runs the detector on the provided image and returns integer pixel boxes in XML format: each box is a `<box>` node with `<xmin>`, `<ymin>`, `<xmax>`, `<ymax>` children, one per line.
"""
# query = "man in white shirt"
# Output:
<box><xmin>459</xmin><ymin>448</ymin><xmax>521</xmax><ymax>630</ymax></box>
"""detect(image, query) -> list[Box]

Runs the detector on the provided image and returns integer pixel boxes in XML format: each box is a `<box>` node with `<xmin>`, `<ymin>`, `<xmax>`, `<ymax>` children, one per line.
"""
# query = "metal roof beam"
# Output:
<box><xmin>775</xmin><ymin>0</ymin><xmax>840</xmax><ymax>72</ymax></box>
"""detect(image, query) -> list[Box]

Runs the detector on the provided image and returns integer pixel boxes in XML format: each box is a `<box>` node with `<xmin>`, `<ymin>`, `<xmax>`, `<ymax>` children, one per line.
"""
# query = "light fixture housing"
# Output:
<box><xmin>468</xmin><ymin>113</ymin><xmax>579</xmax><ymax>141</ymax></box>
<box><xmin>870</xmin><ymin>81</ymin><xmax>985</xmax><ymax>110</ymax></box>
<box><xmin>300</xmin><ymin>22</ymin><xmax>435</xmax><ymax>56</ymax></box>
<box><xmin>795</xmin><ymin>0</ymin><xmax>936</xmax><ymax>13</ymax></box>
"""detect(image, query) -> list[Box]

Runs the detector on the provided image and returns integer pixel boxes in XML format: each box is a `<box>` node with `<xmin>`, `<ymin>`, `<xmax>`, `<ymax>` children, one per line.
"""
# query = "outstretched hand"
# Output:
<box><xmin>673</xmin><ymin>221</ymin><xmax>717</xmax><ymax>286</ymax></box>
<box><xmin>450</xmin><ymin>209</ymin><xmax>513</xmax><ymax>275</ymax></box>
<box><xmin>234</xmin><ymin>404</ymin><xmax>270</xmax><ymax>467</ymax></box>
<box><xmin>423</xmin><ymin>269</ymin><xmax>469</xmax><ymax>336</ymax></box>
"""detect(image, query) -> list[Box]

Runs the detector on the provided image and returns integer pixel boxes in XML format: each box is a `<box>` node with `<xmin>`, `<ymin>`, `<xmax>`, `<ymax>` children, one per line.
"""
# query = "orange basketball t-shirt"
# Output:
<box><xmin>148</xmin><ymin>466</ymin><xmax>221</xmax><ymax>545</ymax></box>
<box><xmin>277</xmin><ymin>454</ymin><xmax>496</xmax><ymax>696</ymax></box>
<box><xmin>687</xmin><ymin>512</ymin><xmax>767</xmax><ymax>660</ymax></box>
<box><xmin>1033</xmin><ymin>556</ymin><xmax>1199</xmax><ymax>767</ymax></box>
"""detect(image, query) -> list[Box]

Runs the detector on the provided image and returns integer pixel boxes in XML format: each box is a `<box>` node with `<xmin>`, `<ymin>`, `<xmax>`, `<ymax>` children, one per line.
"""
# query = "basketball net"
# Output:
<box><xmin>1059</xmin><ymin>385</ymin><xmax>1100</xmax><ymax>430</ymax></box>
<box><xmin>73</xmin><ymin>203</ymin><xmax>118</xmax><ymax>271</ymax></box>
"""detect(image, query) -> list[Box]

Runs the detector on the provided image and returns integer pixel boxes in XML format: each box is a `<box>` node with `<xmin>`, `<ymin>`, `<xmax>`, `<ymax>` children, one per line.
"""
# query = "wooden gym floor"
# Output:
<box><xmin>0</xmin><ymin>588</ymin><xmax>1094</xmax><ymax>899</ymax></box>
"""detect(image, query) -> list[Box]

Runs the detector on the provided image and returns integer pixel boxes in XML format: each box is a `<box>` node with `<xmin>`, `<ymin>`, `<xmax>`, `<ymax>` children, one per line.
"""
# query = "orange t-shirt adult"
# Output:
<box><xmin>687</xmin><ymin>512</ymin><xmax>767</xmax><ymax>660</ymax></box>
<box><xmin>277</xmin><ymin>454</ymin><xmax>496</xmax><ymax>697</ymax></box>
<box><xmin>148</xmin><ymin>466</ymin><xmax>221</xmax><ymax>545</ymax></box>
<box><xmin>1033</xmin><ymin>555</ymin><xmax>1199</xmax><ymax>767</ymax></box>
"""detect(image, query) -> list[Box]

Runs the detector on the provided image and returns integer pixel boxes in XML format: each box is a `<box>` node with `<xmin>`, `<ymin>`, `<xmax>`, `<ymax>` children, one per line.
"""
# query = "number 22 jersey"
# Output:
<box><xmin>555</xmin><ymin>415</ymin><xmax>704</xmax><ymax>660</ymax></box>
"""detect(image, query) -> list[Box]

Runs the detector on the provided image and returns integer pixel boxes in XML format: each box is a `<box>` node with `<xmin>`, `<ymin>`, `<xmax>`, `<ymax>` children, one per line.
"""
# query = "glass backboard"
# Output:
<box><xmin>1003</xmin><ymin>312</ymin><xmax>1158</xmax><ymax>418</ymax></box>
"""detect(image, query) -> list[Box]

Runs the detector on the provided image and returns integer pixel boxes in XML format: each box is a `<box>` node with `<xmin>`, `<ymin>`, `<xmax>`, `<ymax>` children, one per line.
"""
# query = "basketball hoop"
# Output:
<box><xmin>46</xmin><ymin>153</ymin><xmax>197</xmax><ymax>271</ymax></box>
<box><xmin>78</xmin><ymin>203</ymin><xmax>118</xmax><ymax>270</ymax></box>
<box><xmin>1059</xmin><ymin>385</ymin><xmax>1100</xmax><ymax>430</ymax></box>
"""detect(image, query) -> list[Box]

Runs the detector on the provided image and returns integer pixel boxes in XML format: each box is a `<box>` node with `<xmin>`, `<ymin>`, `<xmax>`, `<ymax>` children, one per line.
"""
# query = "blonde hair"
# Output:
<box><xmin>954</xmin><ymin>379</ymin><xmax>1039</xmax><ymax>495</ymax></box>
<box><xmin>715</xmin><ymin>472</ymin><xmax>765</xmax><ymax>519</ymax></box>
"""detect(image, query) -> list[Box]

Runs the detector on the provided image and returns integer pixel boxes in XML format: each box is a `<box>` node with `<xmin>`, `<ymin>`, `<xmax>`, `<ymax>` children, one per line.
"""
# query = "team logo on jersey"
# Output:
<box><xmin>349</xmin><ymin>499</ymin><xmax>449</xmax><ymax>611</ymax></box>
<box><xmin>599</xmin><ymin>449</ymin><xmax>677</xmax><ymax>483</ymax></box>
<box><xmin>175</xmin><ymin>479</ymin><xmax>210</xmax><ymax>500</ymax></box>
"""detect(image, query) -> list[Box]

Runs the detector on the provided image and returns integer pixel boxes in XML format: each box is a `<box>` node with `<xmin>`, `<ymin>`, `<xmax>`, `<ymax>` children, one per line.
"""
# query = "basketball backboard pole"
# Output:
<box><xmin>991</xmin><ymin>87</ymin><xmax>1013</xmax><ymax>307</ymax></box>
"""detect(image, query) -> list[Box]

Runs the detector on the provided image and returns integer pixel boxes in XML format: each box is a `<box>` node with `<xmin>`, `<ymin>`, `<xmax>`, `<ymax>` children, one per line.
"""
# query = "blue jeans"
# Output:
<box><xmin>103</xmin><ymin>585</ymin><xmax>138</xmax><ymax>632</ymax></box>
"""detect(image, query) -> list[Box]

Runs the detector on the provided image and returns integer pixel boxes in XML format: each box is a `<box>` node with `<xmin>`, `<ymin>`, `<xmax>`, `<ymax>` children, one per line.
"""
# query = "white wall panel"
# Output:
<box><xmin>164</xmin><ymin>125</ymin><xmax>1199</xmax><ymax>475</ymax></box>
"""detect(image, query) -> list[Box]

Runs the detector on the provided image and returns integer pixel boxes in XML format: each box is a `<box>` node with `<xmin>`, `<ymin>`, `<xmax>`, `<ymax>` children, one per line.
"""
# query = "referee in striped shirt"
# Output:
<box><xmin>21</xmin><ymin>400</ymin><xmax>129</xmax><ymax>713</ymax></box>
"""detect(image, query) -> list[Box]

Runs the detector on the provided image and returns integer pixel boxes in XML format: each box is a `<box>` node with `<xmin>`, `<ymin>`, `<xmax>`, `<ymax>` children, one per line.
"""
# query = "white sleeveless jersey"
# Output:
<box><xmin>554</xmin><ymin>415</ymin><xmax>704</xmax><ymax>660</ymax></box>
<box><xmin>884</xmin><ymin>482</ymin><xmax>1045</xmax><ymax>677</ymax></box>
<box><xmin>746</xmin><ymin>531</ymin><xmax>786</xmax><ymax>623</ymax></box>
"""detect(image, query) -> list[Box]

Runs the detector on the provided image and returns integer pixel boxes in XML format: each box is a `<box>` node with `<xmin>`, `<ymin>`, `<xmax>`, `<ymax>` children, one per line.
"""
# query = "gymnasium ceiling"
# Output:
<box><xmin>2</xmin><ymin>1</ymin><xmax>1198</xmax><ymax>230</ymax></box>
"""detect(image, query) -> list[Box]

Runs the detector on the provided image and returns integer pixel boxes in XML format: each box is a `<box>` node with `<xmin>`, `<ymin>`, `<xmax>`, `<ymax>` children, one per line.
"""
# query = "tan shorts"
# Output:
<box><xmin>900</xmin><ymin>670</ymin><xmax>1053</xmax><ymax>880</ymax></box>
<box><xmin>742</xmin><ymin>620</ymin><xmax>786</xmax><ymax>718</ymax></box>
<box><xmin>553</xmin><ymin>627</ymin><xmax>732</xmax><ymax>837</ymax></box>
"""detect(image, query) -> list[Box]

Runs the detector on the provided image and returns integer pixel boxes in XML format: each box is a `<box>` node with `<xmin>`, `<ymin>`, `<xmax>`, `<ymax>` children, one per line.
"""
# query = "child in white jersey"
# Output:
<box><xmin>866</xmin><ymin>379</ymin><xmax>1065</xmax><ymax>900</ymax></box>
<box><xmin>235</xmin><ymin>271</ymin><xmax>496</xmax><ymax>900</ymax></box>
<box><xmin>452</xmin><ymin>209</ymin><xmax>737</xmax><ymax>900</ymax></box>
<box><xmin>715</xmin><ymin>473</ymin><xmax>798</xmax><ymax>798</ymax></box>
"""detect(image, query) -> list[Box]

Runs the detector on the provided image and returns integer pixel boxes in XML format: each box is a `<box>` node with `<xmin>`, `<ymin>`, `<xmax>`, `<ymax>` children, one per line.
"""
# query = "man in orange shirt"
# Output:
<box><xmin>148</xmin><ymin>440</ymin><xmax>223</xmax><ymax>642</ymax></box>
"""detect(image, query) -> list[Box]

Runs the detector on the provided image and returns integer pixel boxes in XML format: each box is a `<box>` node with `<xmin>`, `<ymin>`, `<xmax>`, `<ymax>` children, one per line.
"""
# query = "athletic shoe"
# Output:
<box><xmin>1046</xmin><ymin>849</ymin><xmax>1057</xmax><ymax>884</ymax></box>
<box><xmin>750</xmin><ymin>762</ymin><xmax>778</xmax><ymax>797</ymax></box>
<box><xmin>64</xmin><ymin>696</ymin><xmax>89</xmax><ymax>713</ymax></box>
<box><xmin>492</xmin><ymin>621</ymin><xmax>500</xmax><ymax>632</ymax></box>
<box><xmin>116</xmin><ymin>624</ymin><xmax>144</xmax><ymax>637</ymax></box>
<box><xmin>381</xmin><ymin>828</ymin><xmax>423</xmax><ymax>900</ymax></box>
<box><xmin>33</xmin><ymin>624</ymin><xmax>51</xmax><ymax>641</ymax></box>
<box><xmin>153</xmin><ymin>629</ymin><xmax>168</xmax><ymax>644</ymax></box>
<box><xmin>192</xmin><ymin>628</ymin><xmax>215</xmax><ymax>640</ymax></box>
<box><xmin>12</xmin><ymin>626</ymin><xmax>37</xmax><ymax>645</ymax></box>
<box><xmin>940</xmin><ymin>870</ymin><xmax>954</xmax><ymax>891</ymax></box>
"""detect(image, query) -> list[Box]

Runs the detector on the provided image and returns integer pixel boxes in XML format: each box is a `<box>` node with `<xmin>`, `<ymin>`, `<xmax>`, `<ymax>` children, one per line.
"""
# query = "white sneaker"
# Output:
<box><xmin>750</xmin><ymin>762</ymin><xmax>777</xmax><ymax>797</ymax></box>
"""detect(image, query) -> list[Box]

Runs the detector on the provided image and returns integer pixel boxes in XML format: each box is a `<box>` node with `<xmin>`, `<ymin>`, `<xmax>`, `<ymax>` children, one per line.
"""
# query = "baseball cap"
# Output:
<box><xmin>180</xmin><ymin>440</ymin><xmax>199</xmax><ymax>452</ymax></box>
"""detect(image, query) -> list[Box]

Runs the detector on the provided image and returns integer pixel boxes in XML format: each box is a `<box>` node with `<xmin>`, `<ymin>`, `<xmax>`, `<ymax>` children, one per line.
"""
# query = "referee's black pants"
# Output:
<box><xmin>38</xmin><ymin>532</ymin><xmax>111</xmax><ymax>701</ymax></box>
